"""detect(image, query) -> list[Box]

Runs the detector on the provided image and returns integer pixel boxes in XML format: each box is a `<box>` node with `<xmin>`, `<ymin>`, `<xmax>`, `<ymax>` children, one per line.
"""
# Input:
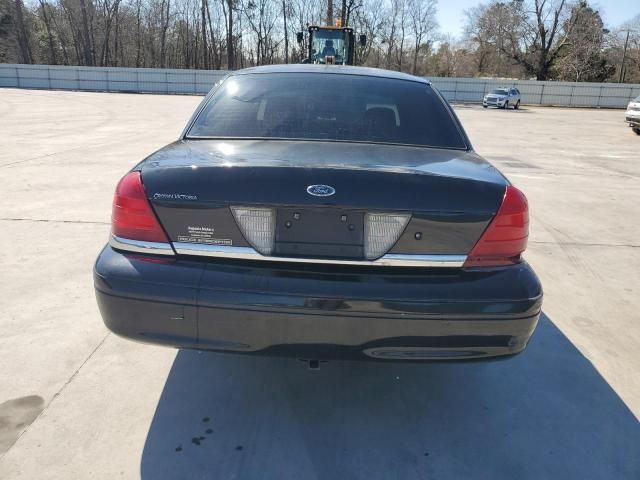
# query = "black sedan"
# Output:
<box><xmin>94</xmin><ymin>65</ymin><xmax>542</xmax><ymax>361</ymax></box>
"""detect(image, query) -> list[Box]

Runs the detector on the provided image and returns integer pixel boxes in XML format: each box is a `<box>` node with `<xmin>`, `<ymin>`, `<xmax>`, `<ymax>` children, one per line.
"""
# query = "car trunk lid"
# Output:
<box><xmin>140</xmin><ymin>140</ymin><xmax>508</xmax><ymax>261</ymax></box>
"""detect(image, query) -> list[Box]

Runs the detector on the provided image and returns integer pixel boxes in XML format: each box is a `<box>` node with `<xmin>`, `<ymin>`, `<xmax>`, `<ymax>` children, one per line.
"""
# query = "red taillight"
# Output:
<box><xmin>111</xmin><ymin>171</ymin><xmax>169</xmax><ymax>243</ymax></box>
<box><xmin>463</xmin><ymin>185</ymin><xmax>529</xmax><ymax>268</ymax></box>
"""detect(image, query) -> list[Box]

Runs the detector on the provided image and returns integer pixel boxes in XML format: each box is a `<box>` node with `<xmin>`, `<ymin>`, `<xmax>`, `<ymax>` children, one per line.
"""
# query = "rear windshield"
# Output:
<box><xmin>187</xmin><ymin>73</ymin><xmax>467</xmax><ymax>149</ymax></box>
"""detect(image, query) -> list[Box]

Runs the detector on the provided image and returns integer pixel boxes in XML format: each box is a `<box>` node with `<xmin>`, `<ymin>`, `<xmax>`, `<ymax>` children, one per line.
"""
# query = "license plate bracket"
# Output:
<box><xmin>275</xmin><ymin>208</ymin><xmax>364</xmax><ymax>259</ymax></box>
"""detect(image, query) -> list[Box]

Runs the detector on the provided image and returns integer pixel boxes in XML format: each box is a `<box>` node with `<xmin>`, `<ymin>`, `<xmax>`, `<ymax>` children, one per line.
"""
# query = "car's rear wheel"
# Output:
<box><xmin>633</xmin><ymin>127</ymin><xmax>640</xmax><ymax>135</ymax></box>
<box><xmin>514</xmin><ymin>100</ymin><xmax>520</xmax><ymax>110</ymax></box>
<box><xmin>483</xmin><ymin>105</ymin><xmax>488</xmax><ymax>108</ymax></box>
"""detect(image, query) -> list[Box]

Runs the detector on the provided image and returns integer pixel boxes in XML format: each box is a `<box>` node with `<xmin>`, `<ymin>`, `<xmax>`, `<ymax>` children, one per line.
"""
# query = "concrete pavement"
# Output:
<box><xmin>0</xmin><ymin>89</ymin><xmax>638</xmax><ymax>479</ymax></box>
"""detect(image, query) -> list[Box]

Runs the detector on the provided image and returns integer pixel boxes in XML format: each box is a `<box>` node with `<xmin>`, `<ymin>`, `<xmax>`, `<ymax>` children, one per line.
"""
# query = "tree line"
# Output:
<box><xmin>1</xmin><ymin>0</ymin><xmax>639</xmax><ymax>83</ymax></box>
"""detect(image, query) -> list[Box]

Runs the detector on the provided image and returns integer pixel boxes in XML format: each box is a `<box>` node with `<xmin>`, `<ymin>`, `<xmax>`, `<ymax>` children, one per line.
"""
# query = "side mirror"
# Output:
<box><xmin>359</xmin><ymin>34</ymin><xmax>367</xmax><ymax>47</ymax></box>
<box><xmin>296</xmin><ymin>32</ymin><xmax>304</xmax><ymax>44</ymax></box>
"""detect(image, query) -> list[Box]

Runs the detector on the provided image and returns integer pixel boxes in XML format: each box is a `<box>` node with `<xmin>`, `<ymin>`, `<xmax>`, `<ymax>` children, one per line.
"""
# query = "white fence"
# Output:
<box><xmin>2</xmin><ymin>63</ymin><xmax>640</xmax><ymax>108</ymax></box>
<box><xmin>428</xmin><ymin>77</ymin><xmax>640</xmax><ymax>108</ymax></box>
<box><xmin>0</xmin><ymin>64</ymin><xmax>227</xmax><ymax>95</ymax></box>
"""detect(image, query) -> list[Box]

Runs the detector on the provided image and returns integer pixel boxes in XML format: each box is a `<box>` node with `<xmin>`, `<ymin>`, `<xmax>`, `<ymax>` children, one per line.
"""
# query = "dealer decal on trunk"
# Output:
<box><xmin>177</xmin><ymin>226</ymin><xmax>232</xmax><ymax>246</ymax></box>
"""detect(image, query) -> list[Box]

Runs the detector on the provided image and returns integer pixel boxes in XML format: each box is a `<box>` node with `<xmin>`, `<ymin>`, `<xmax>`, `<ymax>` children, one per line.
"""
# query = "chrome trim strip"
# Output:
<box><xmin>374</xmin><ymin>253</ymin><xmax>466</xmax><ymax>267</ymax></box>
<box><xmin>109</xmin><ymin>235</ymin><xmax>175</xmax><ymax>255</ymax></box>
<box><xmin>172</xmin><ymin>243</ymin><xmax>465</xmax><ymax>267</ymax></box>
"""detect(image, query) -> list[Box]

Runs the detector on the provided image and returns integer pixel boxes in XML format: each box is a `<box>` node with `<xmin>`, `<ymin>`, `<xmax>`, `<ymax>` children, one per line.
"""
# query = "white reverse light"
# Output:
<box><xmin>364</xmin><ymin>213</ymin><xmax>410</xmax><ymax>260</ymax></box>
<box><xmin>231</xmin><ymin>207</ymin><xmax>275</xmax><ymax>255</ymax></box>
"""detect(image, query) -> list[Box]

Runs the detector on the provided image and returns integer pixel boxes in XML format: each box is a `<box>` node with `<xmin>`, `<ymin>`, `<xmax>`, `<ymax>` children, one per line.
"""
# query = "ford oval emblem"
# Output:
<box><xmin>307</xmin><ymin>184</ymin><xmax>336</xmax><ymax>197</ymax></box>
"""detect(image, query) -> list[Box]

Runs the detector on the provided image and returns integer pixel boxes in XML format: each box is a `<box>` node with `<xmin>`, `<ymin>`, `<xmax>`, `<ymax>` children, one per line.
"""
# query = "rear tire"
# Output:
<box><xmin>633</xmin><ymin>127</ymin><xmax>640</xmax><ymax>135</ymax></box>
<box><xmin>483</xmin><ymin>105</ymin><xmax>488</xmax><ymax>109</ymax></box>
<box><xmin>515</xmin><ymin>100</ymin><xmax>520</xmax><ymax>110</ymax></box>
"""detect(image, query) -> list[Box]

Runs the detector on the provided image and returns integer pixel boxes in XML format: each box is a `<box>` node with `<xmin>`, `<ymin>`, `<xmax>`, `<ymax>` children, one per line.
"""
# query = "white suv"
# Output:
<box><xmin>483</xmin><ymin>87</ymin><xmax>521</xmax><ymax>110</ymax></box>
<box><xmin>626</xmin><ymin>95</ymin><xmax>640</xmax><ymax>135</ymax></box>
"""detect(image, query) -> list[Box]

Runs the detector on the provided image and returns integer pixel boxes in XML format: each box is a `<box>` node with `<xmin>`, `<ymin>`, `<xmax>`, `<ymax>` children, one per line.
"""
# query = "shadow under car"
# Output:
<box><xmin>140</xmin><ymin>313</ymin><xmax>639</xmax><ymax>480</ymax></box>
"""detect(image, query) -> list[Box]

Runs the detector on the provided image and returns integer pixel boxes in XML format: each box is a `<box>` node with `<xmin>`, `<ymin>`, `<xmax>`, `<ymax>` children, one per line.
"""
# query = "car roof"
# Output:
<box><xmin>231</xmin><ymin>64</ymin><xmax>431</xmax><ymax>84</ymax></box>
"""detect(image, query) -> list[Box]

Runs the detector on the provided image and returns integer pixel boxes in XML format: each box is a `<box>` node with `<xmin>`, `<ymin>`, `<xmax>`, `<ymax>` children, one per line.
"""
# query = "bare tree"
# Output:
<box><xmin>13</xmin><ymin>0</ymin><xmax>33</xmax><ymax>63</ymax></box>
<box><xmin>200</xmin><ymin>0</ymin><xmax>208</xmax><ymax>67</ymax></box>
<box><xmin>394</xmin><ymin>0</ymin><xmax>407</xmax><ymax>70</ymax></box>
<box><xmin>97</xmin><ymin>0</ymin><xmax>122</xmax><ymax>65</ymax></box>
<box><xmin>350</xmin><ymin>0</ymin><xmax>383</xmax><ymax>65</ymax></box>
<box><xmin>159</xmin><ymin>0</ymin><xmax>171</xmax><ymax>67</ymax></box>
<box><xmin>467</xmin><ymin>0</ymin><xmax>580</xmax><ymax>80</ymax></box>
<box><xmin>464</xmin><ymin>3</ymin><xmax>522</xmax><ymax>77</ymax></box>
<box><xmin>553</xmin><ymin>2</ymin><xmax>610</xmax><ymax>81</ymax></box>
<box><xmin>382</xmin><ymin>0</ymin><xmax>398</xmax><ymax>69</ymax></box>
<box><xmin>243</xmin><ymin>0</ymin><xmax>280</xmax><ymax>65</ymax></box>
<box><xmin>134</xmin><ymin>0</ymin><xmax>142</xmax><ymax>66</ymax></box>
<box><xmin>205</xmin><ymin>0</ymin><xmax>221</xmax><ymax>67</ymax></box>
<box><xmin>281</xmin><ymin>0</ymin><xmax>288</xmax><ymax>62</ymax></box>
<box><xmin>607</xmin><ymin>14</ymin><xmax>640</xmax><ymax>83</ymax></box>
<box><xmin>408</xmin><ymin>0</ymin><xmax>436</xmax><ymax>75</ymax></box>
<box><xmin>222</xmin><ymin>0</ymin><xmax>234</xmax><ymax>68</ymax></box>
<box><xmin>4</xmin><ymin>0</ymin><xmax>638</xmax><ymax>84</ymax></box>
<box><xmin>78</xmin><ymin>0</ymin><xmax>94</xmax><ymax>65</ymax></box>
<box><xmin>39</xmin><ymin>0</ymin><xmax>58</xmax><ymax>64</ymax></box>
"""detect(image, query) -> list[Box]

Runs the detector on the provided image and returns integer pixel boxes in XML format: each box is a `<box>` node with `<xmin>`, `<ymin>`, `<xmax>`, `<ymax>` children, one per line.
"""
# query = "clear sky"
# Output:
<box><xmin>438</xmin><ymin>0</ymin><xmax>640</xmax><ymax>39</ymax></box>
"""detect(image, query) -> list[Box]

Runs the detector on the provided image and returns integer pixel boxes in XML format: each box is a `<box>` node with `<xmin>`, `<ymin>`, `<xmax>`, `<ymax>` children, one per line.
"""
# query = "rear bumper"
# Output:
<box><xmin>94</xmin><ymin>246</ymin><xmax>543</xmax><ymax>361</ymax></box>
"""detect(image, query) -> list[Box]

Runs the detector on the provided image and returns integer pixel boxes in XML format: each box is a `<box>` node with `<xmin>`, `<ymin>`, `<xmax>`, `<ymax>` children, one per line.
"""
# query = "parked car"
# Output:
<box><xmin>483</xmin><ymin>87</ymin><xmax>521</xmax><ymax>109</ymax></box>
<box><xmin>94</xmin><ymin>65</ymin><xmax>542</xmax><ymax>362</ymax></box>
<box><xmin>626</xmin><ymin>95</ymin><xmax>640</xmax><ymax>135</ymax></box>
